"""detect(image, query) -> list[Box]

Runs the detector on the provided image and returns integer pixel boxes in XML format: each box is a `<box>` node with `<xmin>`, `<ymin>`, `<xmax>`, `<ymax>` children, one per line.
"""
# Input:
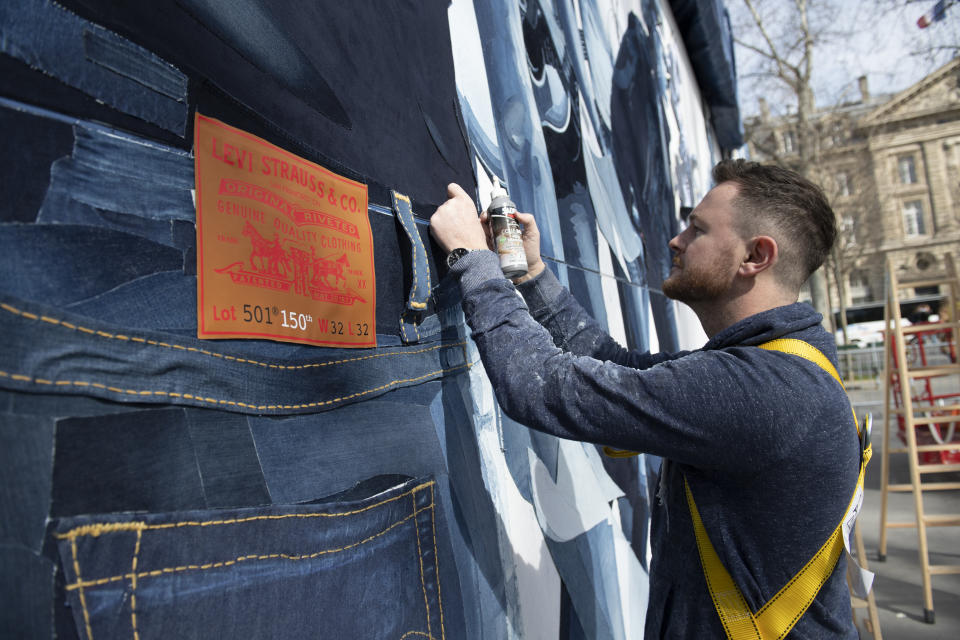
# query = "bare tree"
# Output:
<box><xmin>818</xmin><ymin>144</ymin><xmax>885</xmax><ymax>345</ymax></box>
<box><xmin>731</xmin><ymin>0</ymin><xmax>842</xmax><ymax>332</ymax></box>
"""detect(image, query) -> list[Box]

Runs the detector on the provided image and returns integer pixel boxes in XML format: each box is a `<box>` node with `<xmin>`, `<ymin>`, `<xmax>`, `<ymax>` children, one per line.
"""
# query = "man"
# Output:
<box><xmin>429</xmin><ymin>160</ymin><xmax>861</xmax><ymax>638</ymax></box>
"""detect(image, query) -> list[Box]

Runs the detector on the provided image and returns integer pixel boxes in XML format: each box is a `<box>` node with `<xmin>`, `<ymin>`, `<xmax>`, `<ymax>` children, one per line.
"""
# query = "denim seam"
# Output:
<box><xmin>0</xmin><ymin>364</ymin><xmax>470</xmax><ymax>412</ymax></box>
<box><xmin>67</xmin><ymin>536</ymin><xmax>94</xmax><ymax>640</ymax></box>
<box><xmin>412</xmin><ymin>491</ymin><xmax>433</xmax><ymax>640</ymax></box>
<box><xmin>429</xmin><ymin>483</ymin><xmax>446</xmax><ymax>640</ymax></box>
<box><xmin>56</xmin><ymin>480</ymin><xmax>436</xmax><ymax>540</ymax></box>
<box><xmin>1</xmin><ymin>302</ymin><xmax>458</xmax><ymax>371</ymax></box>
<box><xmin>130</xmin><ymin>527</ymin><xmax>143</xmax><ymax>640</ymax></box>
<box><xmin>401</xmin><ymin>314</ymin><xmax>422</xmax><ymax>344</ymax></box>
<box><xmin>63</xmin><ymin>507</ymin><xmax>428</xmax><ymax>592</ymax></box>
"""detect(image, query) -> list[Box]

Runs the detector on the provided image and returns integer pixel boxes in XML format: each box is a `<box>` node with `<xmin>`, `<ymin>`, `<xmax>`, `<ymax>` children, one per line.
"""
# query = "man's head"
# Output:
<box><xmin>711</xmin><ymin>159</ymin><xmax>837</xmax><ymax>292</ymax></box>
<box><xmin>664</xmin><ymin>160</ymin><xmax>836</xmax><ymax>303</ymax></box>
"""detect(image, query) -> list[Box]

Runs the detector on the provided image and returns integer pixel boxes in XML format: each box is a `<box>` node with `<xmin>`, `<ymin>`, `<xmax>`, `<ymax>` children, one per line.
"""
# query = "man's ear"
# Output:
<box><xmin>739</xmin><ymin>235</ymin><xmax>778</xmax><ymax>277</ymax></box>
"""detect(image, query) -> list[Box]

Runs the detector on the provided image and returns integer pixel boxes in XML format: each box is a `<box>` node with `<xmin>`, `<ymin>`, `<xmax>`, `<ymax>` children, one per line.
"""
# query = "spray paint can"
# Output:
<box><xmin>488</xmin><ymin>177</ymin><xmax>528</xmax><ymax>279</ymax></box>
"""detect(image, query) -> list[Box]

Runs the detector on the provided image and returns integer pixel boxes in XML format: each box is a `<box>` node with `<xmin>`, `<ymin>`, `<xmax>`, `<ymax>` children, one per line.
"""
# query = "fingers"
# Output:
<box><xmin>514</xmin><ymin>212</ymin><xmax>537</xmax><ymax>230</ymax></box>
<box><xmin>430</xmin><ymin>183</ymin><xmax>487</xmax><ymax>252</ymax></box>
<box><xmin>447</xmin><ymin>182</ymin><xmax>470</xmax><ymax>200</ymax></box>
<box><xmin>513</xmin><ymin>212</ymin><xmax>535</xmax><ymax>224</ymax></box>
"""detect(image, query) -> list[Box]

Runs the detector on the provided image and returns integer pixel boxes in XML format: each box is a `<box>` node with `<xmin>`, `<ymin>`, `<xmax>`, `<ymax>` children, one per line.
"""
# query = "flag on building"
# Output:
<box><xmin>918</xmin><ymin>0</ymin><xmax>952</xmax><ymax>28</ymax></box>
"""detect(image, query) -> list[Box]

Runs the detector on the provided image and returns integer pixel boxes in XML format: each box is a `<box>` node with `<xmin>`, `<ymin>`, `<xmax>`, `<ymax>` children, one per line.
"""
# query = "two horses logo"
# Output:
<box><xmin>216</xmin><ymin>221</ymin><xmax>365</xmax><ymax>305</ymax></box>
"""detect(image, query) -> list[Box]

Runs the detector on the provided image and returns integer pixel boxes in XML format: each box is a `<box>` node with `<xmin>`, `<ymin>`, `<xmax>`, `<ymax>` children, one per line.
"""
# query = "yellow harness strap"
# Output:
<box><xmin>603</xmin><ymin>338</ymin><xmax>871</xmax><ymax>639</ymax></box>
<box><xmin>690</xmin><ymin>338</ymin><xmax>869</xmax><ymax>639</ymax></box>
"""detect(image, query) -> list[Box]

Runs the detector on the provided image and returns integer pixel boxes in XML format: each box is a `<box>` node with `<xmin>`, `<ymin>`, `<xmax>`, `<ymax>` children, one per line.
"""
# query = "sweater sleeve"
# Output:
<box><xmin>453</xmin><ymin>258</ymin><xmax>805</xmax><ymax>471</ymax></box>
<box><xmin>516</xmin><ymin>266</ymin><xmax>683</xmax><ymax>368</ymax></box>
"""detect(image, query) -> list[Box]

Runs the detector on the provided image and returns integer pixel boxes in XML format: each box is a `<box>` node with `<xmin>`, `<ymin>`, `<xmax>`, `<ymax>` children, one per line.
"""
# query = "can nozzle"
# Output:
<box><xmin>490</xmin><ymin>176</ymin><xmax>509</xmax><ymax>200</ymax></box>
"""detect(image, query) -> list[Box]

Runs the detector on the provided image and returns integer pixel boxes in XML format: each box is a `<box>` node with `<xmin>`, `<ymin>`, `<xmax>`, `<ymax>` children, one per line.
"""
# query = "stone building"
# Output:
<box><xmin>745</xmin><ymin>57</ymin><xmax>960</xmax><ymax>326</ymax></box>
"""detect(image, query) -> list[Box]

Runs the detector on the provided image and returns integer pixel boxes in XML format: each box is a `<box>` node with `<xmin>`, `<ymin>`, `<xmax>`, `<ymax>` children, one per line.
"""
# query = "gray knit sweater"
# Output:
<box><xmin>451</xmin><ymin>250</ymin><xmax>860</xmax><ymax>639</ymax></box>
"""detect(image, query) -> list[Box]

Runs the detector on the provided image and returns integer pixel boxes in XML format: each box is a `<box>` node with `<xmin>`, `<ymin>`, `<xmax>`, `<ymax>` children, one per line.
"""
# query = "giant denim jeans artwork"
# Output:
<box><xmin>0</xmin><ymin>1</ymin><xmax>499</xmax><ymax>635</ymax></box>
<box><xmin>0</xmin><ymin>97</ymin><xmax>484</xmax><ymax>638</ymax></box>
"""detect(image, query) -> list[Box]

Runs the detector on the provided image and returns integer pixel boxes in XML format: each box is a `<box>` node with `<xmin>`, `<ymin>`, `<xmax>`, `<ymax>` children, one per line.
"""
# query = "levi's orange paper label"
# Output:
<box><xmin>194</xmin><ymin>113</ymin><xmax>375</xmax><ymax>347</ymax></box>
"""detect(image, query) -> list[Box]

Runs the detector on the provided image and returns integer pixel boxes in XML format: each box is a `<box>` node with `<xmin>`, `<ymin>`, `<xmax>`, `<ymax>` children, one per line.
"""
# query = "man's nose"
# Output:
<box><xmin>668</xmin><ymin>233</ymin><xmax>682</xmax><ymax>253</ymax></box>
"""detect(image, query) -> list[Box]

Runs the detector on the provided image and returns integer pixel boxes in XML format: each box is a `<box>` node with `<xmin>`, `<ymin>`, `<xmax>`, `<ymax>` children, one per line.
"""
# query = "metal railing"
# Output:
<box><xmin>837</xmin><ymin>337</ymin><xmax>956</xmax><ymax>387</ymax></box>
<box><xmin>837</xmin><ymin>345</ymin><xmax>885</xmax><ymax>386</ymax></box>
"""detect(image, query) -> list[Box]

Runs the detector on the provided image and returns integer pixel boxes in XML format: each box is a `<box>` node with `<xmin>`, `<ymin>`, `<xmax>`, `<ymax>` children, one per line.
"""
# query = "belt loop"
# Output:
<box><xmin>391</xmin><ymin>190</ymin><xmax>432</xmax><ymax>343</ymax></box>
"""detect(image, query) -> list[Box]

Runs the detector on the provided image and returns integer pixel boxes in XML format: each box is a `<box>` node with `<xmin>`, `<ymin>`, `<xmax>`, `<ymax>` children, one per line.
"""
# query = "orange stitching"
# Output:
<box><xmin>64</xmin><ymin>505</ymin><xmax>431</xmax><ymax>592</ymax></box>
<box><xmin>69</xmin><ymin>537</ymin><xmax>95</xmax><ymax>640</ymax></box>
<box><xmin>0</xmin><ymin>301</ymin><xmax>460</xmax><ymax>371</ymax></box>
<box><xmin>131</xmin><ymin>528</ymin><xmax>143</xmax><ymax>640</ymax></box>
<box><xmin>400</xmin><ymin>633</ymin><xmax>436</xmax><ymax>639</ymax></box>
<box><xmin>411</xmin><ymin>488</ymin><xmax>432</xmax><ymax>640</ymax></box>
<box><xmin>429</xmin><ymin>483</ymin><xmax>446</xmax><ymax>640</ymax></box>
<box><xmin>57</xmin><ymin>481</ymin><xmax>436</xmax><ymax>541</ymax></box>
<box><xmin>2</xmin><ymin>362</ymin><xmax>471</xmax><ymax>413</ymax></box>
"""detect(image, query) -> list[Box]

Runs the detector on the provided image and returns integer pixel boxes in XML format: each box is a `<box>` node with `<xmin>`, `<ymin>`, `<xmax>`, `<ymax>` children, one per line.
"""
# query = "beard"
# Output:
<box><xmin>662</xmin><ymin>260</ymin><xmax>731</xmax><ymax>303</ymax></box>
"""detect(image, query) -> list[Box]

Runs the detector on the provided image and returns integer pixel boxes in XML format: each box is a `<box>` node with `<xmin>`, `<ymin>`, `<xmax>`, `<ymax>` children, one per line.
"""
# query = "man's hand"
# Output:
<box><xmin>429</xmin><ymin>183</ymin><xmax>489</xmax><ymax>253</ymax></box>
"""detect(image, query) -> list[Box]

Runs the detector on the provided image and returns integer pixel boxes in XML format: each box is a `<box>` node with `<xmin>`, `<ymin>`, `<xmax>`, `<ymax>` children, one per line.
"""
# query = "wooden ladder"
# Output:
<box><xmin>878</xmin><ymin>254</ymin><xmax>960</xmax><ymax>623</ymax></box>
<box><xmin>850</xmin><ymin>520</ymin><xmax>883</xmax><ymax>638</ymax></box>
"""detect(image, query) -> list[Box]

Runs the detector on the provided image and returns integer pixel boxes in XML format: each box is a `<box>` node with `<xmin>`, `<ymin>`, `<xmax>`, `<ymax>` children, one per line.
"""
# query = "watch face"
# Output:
<box><xmin>447</xmin><ymin>248</ymin><xmax>469</xmax><ymax>268</ymax></box>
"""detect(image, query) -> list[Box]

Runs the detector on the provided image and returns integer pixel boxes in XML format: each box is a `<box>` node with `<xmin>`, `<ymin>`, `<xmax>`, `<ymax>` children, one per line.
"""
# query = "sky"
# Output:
<box><xmin>729</xmin><ymin>0</ymin><xmax>960</xmax><ymax>117</ymax></box>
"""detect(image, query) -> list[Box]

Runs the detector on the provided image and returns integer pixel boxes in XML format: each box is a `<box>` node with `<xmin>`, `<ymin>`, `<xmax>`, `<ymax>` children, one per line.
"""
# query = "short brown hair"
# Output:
<box><xmin>712</xmin><ymin>159</ymin><xmax>837</xmax><ymax>290</ymax></box>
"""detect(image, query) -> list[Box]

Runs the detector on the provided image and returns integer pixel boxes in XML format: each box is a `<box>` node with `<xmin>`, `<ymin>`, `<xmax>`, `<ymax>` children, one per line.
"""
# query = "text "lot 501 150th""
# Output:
<box><xmin>213</xmin><ymin>303</ymin><xmax>315</xmax><ymax>332</ymax></box>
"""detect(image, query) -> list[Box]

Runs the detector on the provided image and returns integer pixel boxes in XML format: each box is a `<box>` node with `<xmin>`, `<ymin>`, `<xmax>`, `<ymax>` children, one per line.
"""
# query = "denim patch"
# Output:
<box><xmin>248</xmin><ymin>390</ymin><xmax>447</xmax><ymax>503</ymax></box>
<box><xmin>0</xmin><ymin>547</ymin><xmax>54</xmax><ymax>639</ymax></box>
<box><xmin>80</xmin><ymin>23</ymin><xmax>186</xmax><ymax>102</ymax></box>
<box><xmin>35</xmin><ymin>121</ymin><xmax>196</xmax><ymax>248</ymax></box>
<box><xmin>40</xmin><ymin>125</ymin><xmax>195</xmax><ymax>220</ymax></box>
<box><xmin>0</xmin><ymin>0</ymin><xmax>188</xmax><ymax>135</ymax></box>
<box><xmin>0</xmin><ymin>413</ymin><xmax>54</xmax><ymax>551</ymax></box>
<box><xmin>0</xmin><ymin>104</ymin><xmax>73</xmax><ymax>223</ymax></box>
<box><xmin>185</xmin><ymin>409</ymin><xmax>272</xmax><ymax>508</ymax></box>
<box><xmin>51</xmin><ymin>408</ymin><xmax>206</xmax><ymax>516</ymax></box>
<box><xmin>63</xmin><ymin>271</ymin><xmax>199</xmax><ymax>334</ymax></box>
<box><xmin>0</xmin><ymin>388</ymin><xmax>149</xmax><ymax>419</ymax></box>
<box><xmin>55</xmin><ymin>477</ymin><xmax>451</xmax><ymax>639</ymax></box>
<box><xmin>0</xmin><ymin>224</ymin><xmax>185</xmax><ymax>307</ymax></box>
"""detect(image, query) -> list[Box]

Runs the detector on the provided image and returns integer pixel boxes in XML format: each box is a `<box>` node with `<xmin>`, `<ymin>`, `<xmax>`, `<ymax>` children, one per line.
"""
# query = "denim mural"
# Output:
<box><xmin>1</xmin><ymin>0</ymin><xmax>739</xmax><ymax>638</ymax></box>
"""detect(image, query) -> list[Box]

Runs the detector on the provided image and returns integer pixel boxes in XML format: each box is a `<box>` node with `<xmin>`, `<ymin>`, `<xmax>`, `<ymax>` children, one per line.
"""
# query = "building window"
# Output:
<box><xmin>782</xmin><ymin>130</ymin><xmax>797</xmax><ymax>154</ymax></box>
<box><xmin>898</xmin><ymin>155</ymin><xmax>918</xmax><ymax>184</ymax></box>
<box><xmin>902</xmin><ymin>200</ymin><xmax>926</xmax><ymax>236</ymax></box>
<box><xmin>841</xmin><ymin>216</ymin><xmax>856</xmax><ymax>245</ymax></box>
<box><xmin>831</xmin><ymin>123</ymin><xmax>845</xmax><ymax>147</ymax></box>
<box><xmin>849</xmin><ymin>270</ymin><xmax>871</xmax><ymax>304</ymax></box>
<box><xmin>837</xmin><ymin>171</ymin><xmax>851</xmax><ymax>196</ymax></box>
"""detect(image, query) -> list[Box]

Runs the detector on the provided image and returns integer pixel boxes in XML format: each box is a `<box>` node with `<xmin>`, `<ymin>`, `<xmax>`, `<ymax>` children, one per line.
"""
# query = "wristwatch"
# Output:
<box><xmin>446</xmin><ymin>247</ymin><xmax>473</xmax><ymax>268</ymax></box>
